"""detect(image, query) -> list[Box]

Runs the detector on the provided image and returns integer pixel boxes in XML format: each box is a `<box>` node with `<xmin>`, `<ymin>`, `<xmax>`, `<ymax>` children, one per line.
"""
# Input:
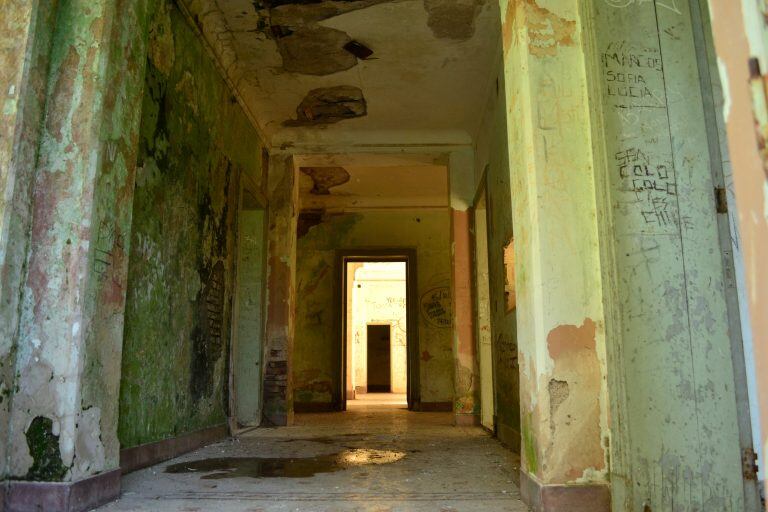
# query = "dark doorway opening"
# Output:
<box><xmin>367</xmin><ymin>324</ymin><xmax>392</xmax><ymax>392</ymax></box>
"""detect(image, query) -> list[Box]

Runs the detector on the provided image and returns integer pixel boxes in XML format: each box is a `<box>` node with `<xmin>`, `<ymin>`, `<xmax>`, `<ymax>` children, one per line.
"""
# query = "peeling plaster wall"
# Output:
<box><xmin>0</xmin><ymin>1</ymin><xmax>58</xmax><ymax>480</ymax></box>
<box><xmin>8</xmin><ymin>0</ymin><xmax>154</xmax><ymax>482</ymax></box>
<box><xmin>118</xmin><ymin>0</ymin><xmax>264</xmax><ymax>449</ymax></box>
<box><xmin>497</xmin><ymin>0</ymin><xmax>610</xmax><ymax>488</ymax></box>
<box><xmin>262</xmin><ymin>155</ymin><xmax>299</xmax><ymax>426</ymax></box>
<box><xmin>294</xmin><ymin>211</ymin><xmax>453</xmax><ymax>405</ymax></box>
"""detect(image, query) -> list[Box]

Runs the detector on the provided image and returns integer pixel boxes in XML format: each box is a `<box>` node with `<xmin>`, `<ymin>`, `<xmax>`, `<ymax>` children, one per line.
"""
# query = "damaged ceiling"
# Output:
<box><xmin>180</xmin><ymin>0</ymin><xmax>500</xmax><ymax>147</ymax></box>
<box><xmin>298</xmin><ymin>164</ymin><xmax>449</xmax><ymax>209</ymax></box>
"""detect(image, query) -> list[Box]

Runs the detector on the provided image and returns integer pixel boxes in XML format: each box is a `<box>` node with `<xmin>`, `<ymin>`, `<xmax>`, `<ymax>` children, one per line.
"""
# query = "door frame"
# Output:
<box><xmin>334</xmin><ymin>249</ymin><xmax>420</xmax><ymax>411</ymax></box>
<box><xmin>229</xmin><ymin>182</ymin><xmax>269</xmax><ymax>430</ymax></box>
<box><xmin>470</xmin><ymin>170</ymin><xmax>497</xmax><ymax>432</ymax></box>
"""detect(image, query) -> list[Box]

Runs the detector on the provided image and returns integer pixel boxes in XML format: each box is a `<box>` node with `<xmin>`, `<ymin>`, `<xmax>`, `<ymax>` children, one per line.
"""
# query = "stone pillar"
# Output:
<box><xmin>262</xmin><ymin>154</ymin><xmax>298</xmax><ymax>426</ymax></box>
<box><xmin>4</xmin><ymin>1</ymin><xmax>151</xmax><ymax>510</ymax></box>
<box><xmin>449</xmin><ymin>149</ymin><xmax>480</xmax><ymax>426</ymax></box>
<box><xmin>500</xmin><ymin>1</ymin><xmax>610</xmax><ymax>510</ymax></box>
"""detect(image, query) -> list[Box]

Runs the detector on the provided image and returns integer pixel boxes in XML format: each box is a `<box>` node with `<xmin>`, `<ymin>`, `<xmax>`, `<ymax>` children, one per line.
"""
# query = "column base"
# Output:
<box><xmin>5</xmin><ymin>469</ymin><xmax>120</xmax><ymax>512</ymax></box>
<box><xmin>519</xmin><ymin>470</ymin><xmax>610</xmax><ymax>512</ymax></box>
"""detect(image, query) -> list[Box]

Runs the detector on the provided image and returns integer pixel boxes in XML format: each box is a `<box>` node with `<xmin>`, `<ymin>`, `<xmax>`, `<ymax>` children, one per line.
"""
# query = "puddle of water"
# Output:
<box><xmin>165</xmin><ymin>449</ymin><xmax>405</xmax><ymax>479</ymax></box>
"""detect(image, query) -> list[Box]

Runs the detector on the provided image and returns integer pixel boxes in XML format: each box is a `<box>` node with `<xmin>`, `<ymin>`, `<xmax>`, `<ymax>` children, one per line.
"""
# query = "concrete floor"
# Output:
<box><xmin>99</xmin><ymin>395</ymin><xmax>528</xmax><ymax>511</ymax></box>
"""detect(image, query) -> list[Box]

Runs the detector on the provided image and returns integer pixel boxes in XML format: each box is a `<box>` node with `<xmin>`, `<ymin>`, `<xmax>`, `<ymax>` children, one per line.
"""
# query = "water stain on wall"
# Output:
<box><xmin>423</xmin><ymin>0</ymin><xmax>486</xmax><ymax>41</ymax></box>
<box><xmin>300</xmin><ymin>166</ymin><xmax>350</xmax><ymax>194</ymax></box>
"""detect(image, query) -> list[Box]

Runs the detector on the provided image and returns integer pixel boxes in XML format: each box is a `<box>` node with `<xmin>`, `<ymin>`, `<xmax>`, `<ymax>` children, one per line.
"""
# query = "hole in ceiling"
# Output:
<box><xmin>343</xmin><ymin>40</ymin><xmax>374</xmax><ymax>60</ymax></box>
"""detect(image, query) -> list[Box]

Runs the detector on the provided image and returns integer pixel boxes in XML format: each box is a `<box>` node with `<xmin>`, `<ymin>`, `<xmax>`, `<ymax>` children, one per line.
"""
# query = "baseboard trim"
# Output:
<box><xmin>417</xmin><ymin>401</ymin><xmax>452</xmax><ymax>412</ymax></box>
<box><xmin>454</xmin><ymin>413</ymin><xmax>480</xmax><ymax>426</ymax></box>
<box><xmin>294</xmin><ymin>402</ymin><xmax>336</xmax><ymax>413</ymax></box>
<box><xmin>519</xmin><ymin>470</ymin><xmax>610</xmax><ymax>512</ymax></box>
<box><xmin>497</xmin><ymin>421</ymin><xmax>521</xmax><ymax>453</ymax></box>
<box><xmin>120</xmin><ymin>423</ymin><xmax>228</xmax><ymax>474</ymax></box>
<box><xmin>6</xmin><ymin>469</ymin><xmax>120</xmax><ymax>512</ymax></box>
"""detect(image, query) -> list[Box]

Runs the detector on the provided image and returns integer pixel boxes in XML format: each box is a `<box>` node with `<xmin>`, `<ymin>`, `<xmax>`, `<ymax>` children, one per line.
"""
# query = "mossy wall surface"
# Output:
<box><xmin>293</xmin><ymin>211</ymin><xmax>453</xmax><ymax>405</ymax></box>
<box><xmin>118</xmin><ymin>0</ymin><xmax>263</xmax><ymax>449</ymax></box>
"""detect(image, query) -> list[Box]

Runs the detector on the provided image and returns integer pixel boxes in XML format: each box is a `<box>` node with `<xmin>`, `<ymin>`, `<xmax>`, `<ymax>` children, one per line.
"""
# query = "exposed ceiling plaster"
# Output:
<box><xmin>180</xmin><ymin>0</ymin><xmax>501</xmax><ymax>148</ymax></box>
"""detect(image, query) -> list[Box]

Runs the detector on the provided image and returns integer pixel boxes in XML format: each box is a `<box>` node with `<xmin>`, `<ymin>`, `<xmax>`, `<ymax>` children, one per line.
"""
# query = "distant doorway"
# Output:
<box><xmin>337</xmin><ymin>251</ymin><xmax>418</xmax><ymax>411</ymax></box>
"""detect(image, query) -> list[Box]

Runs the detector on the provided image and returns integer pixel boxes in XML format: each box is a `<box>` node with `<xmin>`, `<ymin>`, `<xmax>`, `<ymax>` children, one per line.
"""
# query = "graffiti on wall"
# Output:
<box><xmin>420</xmin><ymin>286</ymin><xmax>451</xmax><ymax>328</ymax></box>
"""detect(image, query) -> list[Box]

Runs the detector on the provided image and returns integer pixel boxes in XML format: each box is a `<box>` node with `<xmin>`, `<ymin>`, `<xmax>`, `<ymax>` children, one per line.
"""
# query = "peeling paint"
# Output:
<box><xmin>546</xmin><ymin>319</ymin><xmax>605</xmax><ymax>482</ymax></box>
<box><xmin>502</xmin><ymin>0</ymin><xmax>576</xmax><ymax>56</ymax></box>
<box><xmin>278</xmin><ymin>26</ymin><xmax>357</xmax><ymax>75</ymax></box>
<box><xmin>284</xmin><ymin>86</ymin><xmax>367</xmax><ymax>126</ymax></box>
<box><xmin>300</xmin><ymin>166</ymin><xmax>351</xmax><ymax>194</ymax></box>
<box><xmin>423</xmin><ymin>0</ymin><xmax>486</xmax><ymax>41</ymax></box>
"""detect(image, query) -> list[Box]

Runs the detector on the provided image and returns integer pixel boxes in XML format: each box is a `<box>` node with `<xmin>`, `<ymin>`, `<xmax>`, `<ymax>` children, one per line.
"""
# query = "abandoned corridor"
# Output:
<box><xmin>0</xmin><ymin>1</ymin><xmax>764</xmax><ymax>512</ymax></box>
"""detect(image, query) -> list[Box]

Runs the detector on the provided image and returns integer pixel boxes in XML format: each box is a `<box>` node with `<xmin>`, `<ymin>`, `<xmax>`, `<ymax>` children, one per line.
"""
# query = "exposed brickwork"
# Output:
<box><xmin>262</xmin><ymin>156</ymin><xmax>298</xmax><ymax>426</ymax></box>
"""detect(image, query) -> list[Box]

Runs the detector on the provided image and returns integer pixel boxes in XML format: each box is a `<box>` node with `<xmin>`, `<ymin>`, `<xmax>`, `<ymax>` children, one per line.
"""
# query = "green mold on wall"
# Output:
<box><xmin>118</xmin><ymin>0</ymin><xmax>264</xmax><ymax>449</ymax></box>
<box><xmin>521</xmin><ymin>412</ymin><xmax>538</xmax><ymax>476</ymax></box>
<box><xmin>24</xmin><ymin>417</ymin><xmax>68</xmax><ymax>482</ymax></box>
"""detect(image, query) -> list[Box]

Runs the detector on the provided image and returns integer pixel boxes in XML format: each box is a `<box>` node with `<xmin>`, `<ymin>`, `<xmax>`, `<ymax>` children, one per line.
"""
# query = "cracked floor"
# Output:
<box><xmin>98</xmin><ymin>395</ymin><xmax>528</xmax><ymax>511</ymax></box>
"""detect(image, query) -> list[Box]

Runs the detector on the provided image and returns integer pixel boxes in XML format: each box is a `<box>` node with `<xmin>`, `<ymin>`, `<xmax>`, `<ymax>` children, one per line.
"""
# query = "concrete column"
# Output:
<box><xmin>499</xmin><ymin>1</ymin><xmax>610</xmax><ymax>510</ymax></box>
<box><xmin>262</xmin><ymin>154</ymin><xmax>299</xmax><ymax>426</ymax></box>
<box><xmin>0</xmin><ymin>1</ymin><xmax>58</xmax><ymax>485</ymax></box>
<box><xmin>449</xmin><ymin>149</ymin><xmax>480</xmax><ymax>426</ymax></box>
<box><xmin>3</xmin><ymin>0</ymin><xmax>151</xmax><ymax>509</ymax></box>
